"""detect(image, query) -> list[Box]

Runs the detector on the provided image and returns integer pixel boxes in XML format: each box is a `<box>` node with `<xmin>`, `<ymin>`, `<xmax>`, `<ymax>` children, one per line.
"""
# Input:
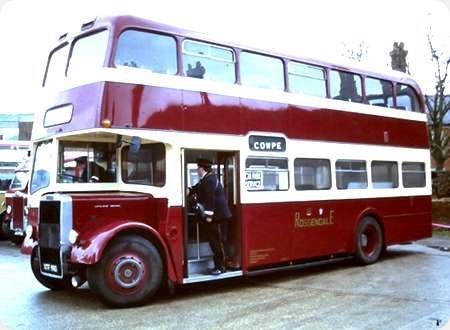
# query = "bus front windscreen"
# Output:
<box><xmin>30</xmin><ymin>140</ymin><xmax>54</xmax><ymax>194</ymax></box>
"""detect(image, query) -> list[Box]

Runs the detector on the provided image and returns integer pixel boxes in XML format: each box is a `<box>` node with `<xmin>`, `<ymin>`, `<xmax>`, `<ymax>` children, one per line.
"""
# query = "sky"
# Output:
<box><xmin>0</xmin><ymin>0</ymin><xmax>449</xmax><ymax>115</ymax></box>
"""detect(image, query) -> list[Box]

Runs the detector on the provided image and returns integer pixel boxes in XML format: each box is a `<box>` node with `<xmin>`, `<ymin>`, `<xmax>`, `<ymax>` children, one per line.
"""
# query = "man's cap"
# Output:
<box><xmin>196</xmin><ymin>158</ymin><xmax>212</xmax><ymax>169</ymax></box>
<box><xmin>75</xmin><ymin>156</ymin><xmax>87</xmax><ymax>163</ymax></box>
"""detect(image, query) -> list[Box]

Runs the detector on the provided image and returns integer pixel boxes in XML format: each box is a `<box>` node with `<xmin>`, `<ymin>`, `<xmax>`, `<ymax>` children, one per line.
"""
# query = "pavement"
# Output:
<box><xmin>417</xmin><ymin>233</ymin><xmax>450</xmax><ymax>252</ymax></box>
<box><xmin>1</xmin><ymin>235</ymin><xmax>450</xmax><ymax>329</ymax></box>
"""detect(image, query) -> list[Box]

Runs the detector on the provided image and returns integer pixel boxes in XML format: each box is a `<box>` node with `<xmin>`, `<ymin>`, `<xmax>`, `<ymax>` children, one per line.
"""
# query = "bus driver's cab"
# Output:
<box><xmin>183</xmin><ymin>150</ymin><xmax>241</xmax><ymax>282</ymax></box>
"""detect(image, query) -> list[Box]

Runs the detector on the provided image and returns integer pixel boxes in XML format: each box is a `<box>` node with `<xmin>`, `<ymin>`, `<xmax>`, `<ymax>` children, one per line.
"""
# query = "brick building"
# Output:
<box><xmin>0</xmin><ymin>113</ymin><xmax>34</xmax><ymax>141</ymax></box>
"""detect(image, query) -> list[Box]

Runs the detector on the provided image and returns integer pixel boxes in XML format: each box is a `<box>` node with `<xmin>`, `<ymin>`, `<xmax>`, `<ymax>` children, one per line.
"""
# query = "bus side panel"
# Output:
<box><xmin>287</xmin><ymin>106</ymin><xmax>429</xmax><ymax>149</ymax></box>
<box><xmin>163</xmin><ymin>206</ymin><xmax>185</xmax><ymax>283</ymax></box>
<box><xmin>102</xmin><ymin>83</ymin><xmax>183</xmax><ymax>130</ymax></box>
<box><xmin>182</xmin><ymin>91</ymin><xmax>241</xmax><ymax>134</ymax></box>
<box><xmin>101</xmin><ymin>83</ymin><xmax>428</xmax><ymax>150</ymax></box>
<box><xmin>241</xmin><ymin>203</ymin><xmax>293</xmax><ymax>270</ymax></box>
<box><xmin>241</xmin><ymin>197</ymin><xmax>432</xmax><ymax>271</ymax></box>
<box><xmin>382</xmin><ymin>195</ymin><xmax>432</xmax><ymax>245</ymax></box>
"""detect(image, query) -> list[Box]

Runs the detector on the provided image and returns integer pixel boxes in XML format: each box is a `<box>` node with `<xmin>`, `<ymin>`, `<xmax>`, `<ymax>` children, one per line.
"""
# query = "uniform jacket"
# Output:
<box><xmin>190</xmin><ymin>172</ymin><xmax>232</xmax><ymax>221</ymax></box>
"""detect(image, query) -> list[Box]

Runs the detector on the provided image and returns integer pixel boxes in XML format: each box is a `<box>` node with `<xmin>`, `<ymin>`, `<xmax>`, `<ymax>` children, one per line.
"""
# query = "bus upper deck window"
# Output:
<box><xmin>288</xmin><ymin>62</ymin><xmax>326</xmax><ymax>98</ymax></box>
<box><xmin>114</xmin><ymin>30</ymin><xmax>177</xmax><ymax>75</ymax></box>
<box><xmin>330</xmin><ymin>70</ymin><xmax>363</xmax><ymax>103</ymax></box>
<box><xmin>240</xmin><ymin>51</ymin><xmax>284</xmax><ymax>91</ymax></box>
<box><xmin>366</xmin><ymin>78</ymin><xmax>394</xmax><ymax>108</ymax></box>
<box><xmin>396</xmin><ymin>84</ymin><xmax>420</xmax><ymax>112</ymax></box>
<box><xmin>182</xmin><ymin>40</ymin><xmax>235</xmax><ymax>83</ymax></box>
<box><xmin>44</xmin><ymin>44</ymin><xmax>69</xmax><ymax>88</ymax></box>
<box><xmin>67</xmin><ymin>30</ymin><xmax>109</xmax><ymax>79</ymax></box>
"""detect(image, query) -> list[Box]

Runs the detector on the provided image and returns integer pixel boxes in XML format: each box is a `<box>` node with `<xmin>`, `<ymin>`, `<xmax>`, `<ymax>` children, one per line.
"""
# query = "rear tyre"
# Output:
<box><xmin>354</xmin><ymin>216</ymin><xmax>383</xmax><ymax>265</ymax></box>
<box><xmin>87</xmin><ymin>236</ymin><xmax>163</xmax><ymax>307</ymax></box>
<box><xmin>31</xmin><ymin>247</ymin><xmax>72</xmax><ymax>290</ymax></box>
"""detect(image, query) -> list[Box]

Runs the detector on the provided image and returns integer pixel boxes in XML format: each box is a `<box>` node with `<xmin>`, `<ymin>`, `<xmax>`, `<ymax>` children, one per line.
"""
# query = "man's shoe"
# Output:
<box><xmin>210</xmin><ymin>267</ymin><xmax>226</xmax><ymax>275</ymax></box>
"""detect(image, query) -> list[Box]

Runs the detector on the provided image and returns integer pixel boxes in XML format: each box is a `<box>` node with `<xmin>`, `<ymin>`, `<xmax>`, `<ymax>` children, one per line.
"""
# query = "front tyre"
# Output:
<box><xmin>0</xmin><ymin>213</ymin><xmax>9</xmax><ymax>240</ymax></box>
<box><xmin>31</xmin><ymin>248</ymin><xmax>72</xmax><ymax>290</ymax></box>
<box><xmin>87</xmin><ymin>236</ymin><xmax>163</xmax><ymax>307</ymax></box>
<box><xmin>354</xmin><ymin>216</ymin><xmax>383</xmax><ymax>265</ymax></box>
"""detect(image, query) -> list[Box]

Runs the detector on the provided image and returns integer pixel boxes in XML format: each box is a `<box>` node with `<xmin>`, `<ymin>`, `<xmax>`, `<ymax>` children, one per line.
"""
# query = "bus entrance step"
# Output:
<box><xmin>183</xmin><ymin>270</ymin><xmax>243</xmax><ymax>284</ymax></box>
<box><xmin>188</xmin><ymin>257</ymin><xmax>214</xmax><ymax>274</ymax></box>
<box><xmin>187</xmin><ymin>242</ymin><xmax>213</xmax><ymax>259</ymax></box>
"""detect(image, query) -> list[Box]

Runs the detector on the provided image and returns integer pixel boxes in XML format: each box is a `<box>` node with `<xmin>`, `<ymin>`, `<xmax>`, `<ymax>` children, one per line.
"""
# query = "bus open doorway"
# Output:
<box><xmin>183</xmin><ymin>150</ymin><xmax>242</xmax><ymax>283</ymax></box>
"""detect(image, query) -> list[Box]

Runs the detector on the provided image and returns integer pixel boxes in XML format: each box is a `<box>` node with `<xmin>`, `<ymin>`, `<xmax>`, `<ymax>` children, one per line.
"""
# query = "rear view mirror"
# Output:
<box><xmin>129</xmin><ymin>136</ymin><xmax>142</xmax><ymax>154</ymax></box>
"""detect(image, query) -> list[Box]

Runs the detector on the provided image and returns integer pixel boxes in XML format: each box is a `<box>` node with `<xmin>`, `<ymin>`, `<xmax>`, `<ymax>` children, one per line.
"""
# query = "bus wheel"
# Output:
<box><xmin>0</xmin><ymin>214</ymin><xmax>9</xmax><ymax>240</ymax></box>
<box><xmin>31</xmin><ymin>248</ymin><xmax>71</xmax><ymax>290</ymax></box>
<box><xmin>87</xmin><ymin>236</ymin><xmax>163</xmax><ymax>307</ymax></box>
<box><xmin>355</xmin><ymin>216</ymin><xmax>383</xmax><ymax>265</ymax></box>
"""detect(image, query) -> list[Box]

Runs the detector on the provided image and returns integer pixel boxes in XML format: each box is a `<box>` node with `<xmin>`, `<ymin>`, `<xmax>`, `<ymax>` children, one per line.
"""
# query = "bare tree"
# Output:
<box><xmin>341</xmin><ymin>40</ymin><xmax>368</xmax><ymax>62</ymax></box>
<box><xmin>426</xmin><ymin>34</ymin><xmax>450</xmax><ymax>171</ymax></box>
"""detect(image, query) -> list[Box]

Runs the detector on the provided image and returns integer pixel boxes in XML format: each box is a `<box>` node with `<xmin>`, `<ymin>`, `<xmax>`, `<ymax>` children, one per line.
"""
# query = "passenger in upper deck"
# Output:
<box><xmin>74</xmin><ymin>156</ymin><xmax>105</xmax><ymax>183</ymax></box>
<box><xmin>187</xmin><ymin>61</ymin><xmax>206</xmax><ymax>79</ymax></box>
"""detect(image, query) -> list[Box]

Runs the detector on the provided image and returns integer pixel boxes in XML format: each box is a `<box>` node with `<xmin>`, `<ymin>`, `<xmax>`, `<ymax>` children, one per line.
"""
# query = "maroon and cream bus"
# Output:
<box><xmin>23</xmin><ymin>15</ymin><xmax>431</xmax><ymax>307</ymax></box>
<box><xmin>4</xmin><ymin>157</ymin><xmax>30</xmax><ymax>244</ymax></box>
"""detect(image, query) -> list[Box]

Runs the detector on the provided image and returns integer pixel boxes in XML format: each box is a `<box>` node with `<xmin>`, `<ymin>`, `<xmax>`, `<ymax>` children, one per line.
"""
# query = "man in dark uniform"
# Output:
<box><xmin>74</xmin><ymin>156</ymin><xmax>105</xmax><ymax>182</ymax></box>
<box><xmin>189</xmin><ymin>158</ymin><xmax>232</xmax><ymax>275</ymax></box>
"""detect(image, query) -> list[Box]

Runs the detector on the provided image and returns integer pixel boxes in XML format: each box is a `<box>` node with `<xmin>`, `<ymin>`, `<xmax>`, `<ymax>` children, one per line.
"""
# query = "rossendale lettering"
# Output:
<box><xmin>294</xmin><ymin>210</ymin><xmax>335</xmax><ymax>228</ymax></box>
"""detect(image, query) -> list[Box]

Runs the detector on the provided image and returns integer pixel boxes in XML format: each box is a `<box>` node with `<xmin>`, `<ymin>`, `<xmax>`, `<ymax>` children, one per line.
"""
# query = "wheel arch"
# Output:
<box><xmin>106</xmin><ymin>228</ymin><xmax>169</xmax><ymax>280</ymax></box>
<box><xmin>353</xmin><ymin>210</ymin><xmax>385</xmax><ymax>265</ymax></box>
<box><xmin>353</xmin><ymin>208</ymin><xmax>385</xmax><ymax>252</ymax></box>
<box><xmin>70</xmin><ymin>222</ymin><xmax>177</xmax><ymax>282</ymax></box>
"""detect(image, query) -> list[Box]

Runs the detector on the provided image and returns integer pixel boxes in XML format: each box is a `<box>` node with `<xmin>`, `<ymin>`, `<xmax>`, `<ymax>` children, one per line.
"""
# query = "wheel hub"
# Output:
<box><xmin>360</xmin><ymin>233</ymin><xmax>368</xmax><ymax>248</ymax></box>
<box><xmin>113</xmin><ymin>257</ymin><xmax>144</xmax><ymax>289</ymax></box>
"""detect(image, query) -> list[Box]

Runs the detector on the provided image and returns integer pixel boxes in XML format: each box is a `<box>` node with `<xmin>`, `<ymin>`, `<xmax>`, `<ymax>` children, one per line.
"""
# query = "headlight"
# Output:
<box><xmin>68</xmin><ymin>229</ymin><xmax>79</xmax><ymax>245</ymax></box>
<box><xmin>25</xmin><ymin>225</ymin><xmax>33</xmax><ymax>237</ymax></box>
<box><xmin>6</xmin><ymin>205</ymin><xmax>12</xmax><ymax>214</ymax></box>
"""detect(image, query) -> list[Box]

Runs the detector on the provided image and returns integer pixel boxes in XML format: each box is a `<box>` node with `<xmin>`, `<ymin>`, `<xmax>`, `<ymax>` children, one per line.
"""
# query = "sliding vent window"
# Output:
<box><xmin>245</xmin><ymin>157</ymin><xmax>289</xmax><ymax>191</ymax></box>
<box><xmin>294</xmin><ymin>158</ymin><xmax>331</xmax><ymax>190</ymax></box>
<box><xmin>402</xmin><ymin>162</ymin><xmax>426</xmax><ymax>188</ymax></box>
<box><xmin>115</xmin><ymin>30</ymin><xmax>177</xmax><ymax>74</ymax></box>
<box><xmin>288</xmin><ymin>62</ymin><xmax>326</xmax><ymax>98</ymax></box>
<box><xmin>371</xmin><ymin>161</ymin><xmax>398</xmax><ymax>188</ymax></box>
<box><xmin>240</xmin><ymin>52</ymin><xmax>284</xmax><ymax>90</ymax></box>
<box><xmin>336</xmin><ymin>160</ymin><xmax>367</xmax><ymax>189</ymax></box>
<box><xmin>183</xmin><ymin>40</ymin><xmax>235</xmax><ymax>83</ymax></box>
<box><xmin>366</xmin><ymin>78</ymin><xmax>394</xmax><ymax>108</ymax></box>
<box><xmin>330</xmin><ymin>70</ymin><xmax>363</xmax><ymax>103</ymax></box>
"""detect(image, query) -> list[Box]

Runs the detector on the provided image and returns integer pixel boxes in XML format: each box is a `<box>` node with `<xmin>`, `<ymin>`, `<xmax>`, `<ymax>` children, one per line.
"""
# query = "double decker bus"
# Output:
<box><xmin>23</xmin><ymin>15</ymin><xmax>431</xmax><ymax>307</ymax></box>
